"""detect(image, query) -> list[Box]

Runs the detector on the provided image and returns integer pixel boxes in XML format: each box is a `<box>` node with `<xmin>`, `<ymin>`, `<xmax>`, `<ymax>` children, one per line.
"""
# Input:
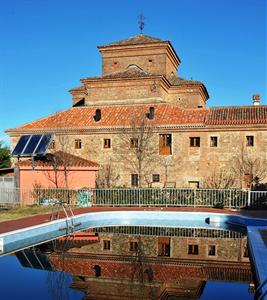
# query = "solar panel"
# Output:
<box><xmin>34</xmin><ymin>134</ymin><xmax>53</xmax><ymax>155</ymax></box>
<box><xmin>12</xmin><ymin>134</ymin><xmax>53</xmax><ymax>157</ymax></box>
<box><xmin>12</xmin><ymin>135</ymin><xmax>31</xmax><ymax>156</ymax></box>
<box><xmin>23</xmin><ymin>134</ymin><xmax>43</xmax><ymax>156</ymax></box>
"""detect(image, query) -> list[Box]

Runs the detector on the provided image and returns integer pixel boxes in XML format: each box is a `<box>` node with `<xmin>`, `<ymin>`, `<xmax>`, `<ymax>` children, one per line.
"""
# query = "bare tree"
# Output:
<box><xmin>42</xmin><ymin>135</ymin><xmax>75</xmax><ymax>188</ymax></box>
<box><xmin>231</xmin><ymin>143</ymin><xmax>267</xmax><ymax>189</ymax></box>
<box><xmin>96</xmin><ymin>159</ymin><xmax>120</xmax><ymax>188</ymax></box>
<box><xmin>114</xmin><ymin>108</ymin><xmax>159</xmax><ymax>188</ymax></box>
<box><xmin>203</xmin><ymin>167</ymin><xmax>237</xmax><ymax>189</ymax></box>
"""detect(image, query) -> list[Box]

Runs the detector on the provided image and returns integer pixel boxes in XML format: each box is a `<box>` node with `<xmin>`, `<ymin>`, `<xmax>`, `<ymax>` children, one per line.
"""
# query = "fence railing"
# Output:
<box><xmin>0</xmin><ymin>187</ymin><xmax>266</xmax><ymax>209</ymax></box>
<box><xmin>93</xmin><ymin>188</ymin><xmax>251</xmax><ymax>209</ymax></box>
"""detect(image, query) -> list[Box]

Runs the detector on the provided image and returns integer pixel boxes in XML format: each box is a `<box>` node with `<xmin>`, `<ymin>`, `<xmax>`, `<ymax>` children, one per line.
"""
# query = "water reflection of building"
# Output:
<box><xmin>47</xmin><ymin>227</ymin><xmax>253</xmax><ymax>299</ymax></box>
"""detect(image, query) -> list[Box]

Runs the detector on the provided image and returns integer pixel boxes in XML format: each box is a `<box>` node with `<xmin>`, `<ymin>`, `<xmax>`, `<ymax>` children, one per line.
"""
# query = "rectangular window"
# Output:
<box><xmin>210</xmin><ymin>136</ymin><xmax>218</xmax><ymax>147</ymax></box>
<box><xmin>188</xmin><ymin>244</ymin><xmax>198</xmax><ymax>255</ymax></box>
<box><xmin>246</xmin><ymin>136</ymin><xmax>254</xmax><ymax>147</ymax></box>
<box><xmin>152</xmin><ymin>174</ymin><xmax>160</xmax><ymax>183</ymax></box>
<box><xmin>131</xmin><ymin>174</ymin><xmax>139</xmax><ymax>187</ymax></box>
<box><xmin>103</xmin><ymin>240</ymin><xmax>111</xmax><ymax>250</ymax></box>
<box><xmin>158</xmin><ymin>237</ymin><xmax>170</xmax><ymax>257</ymax></box>
<box><xmin>188</xmin><ymin>181</ymin><xmax>199</xmax><ymax>189</ymax></box>
<box><xmin>130</xmin><ymin>138</ymin><xmax>139</xmax><ymax>148</ymax></box>
<box><xmin>159</xmin><ymin>134</ymin><xmax>172</xmax><ymax>155</ymax></box>
<box><xmin>103</xmin><ymin>138</ymin><xmax>111</xmax><ymax>149</ymax></box>
<box><xmin>190</xmin><ymin>137</ymin><xmax>200</xmax><ymax>147</ymax></box>
<box><xmin>208</xmin><ymin>245</ymin><xmax>216</xmax><ymax>256</ymax></box>
<box><xmin>74</xmin><ymin>139</ymin><xmax>82</xmax><ymax>149</ymax></box>
<box><xmin>130</xmin><ymin>241</ymin><xmax>138</xmax><ymax>251</ymax></box>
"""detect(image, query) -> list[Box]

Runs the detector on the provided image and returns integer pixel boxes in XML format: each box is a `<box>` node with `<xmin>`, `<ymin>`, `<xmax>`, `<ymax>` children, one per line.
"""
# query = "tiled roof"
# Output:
<box><xmin>11</xmin><ymin>104</ymin><xmax>209</xmax><ymax>131</ymax></box>
<box><xmin>98</xmin><ymin>34</ymin><xmax>165</xmax><ymax>48</ymax></box>
<box><xmin>168</xmin><ymin>75</ymin><xmax>209</xmax><ymax>98</ymax></box>
<box><xmin>8</xmin><ymin>104</ymin><xmax>267</xmax><ymax>132</ymax></box>
<box><xmin>168</xmin><ymin>75</ymin><xmax>203</xmax><ymax>86</ymax></box>
<box><xmin>103</xmin><ymin>65</ymin><xmax>150</xmax><ymax>79</ymax></box>
<box><xmin>205</xmin><ymin>106</ymin><xmax>267</xmax><ymax>126</ymax></box>
<box><xmin>17</xmin><ymin>151</ymin><xmax>99</xmax><ymax>168</ymax></box>
<box><xmin>69</xmin><ymin>85</ymin><xmax>85</xmax><ymax>92</ymax></box>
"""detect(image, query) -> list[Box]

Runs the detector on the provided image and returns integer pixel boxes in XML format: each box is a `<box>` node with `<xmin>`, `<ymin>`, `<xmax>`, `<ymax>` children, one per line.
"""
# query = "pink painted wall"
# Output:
<box><xmin>17</xmin><ymin>165</ymin><xmax>98</xmax><ymax>205</ymax></box>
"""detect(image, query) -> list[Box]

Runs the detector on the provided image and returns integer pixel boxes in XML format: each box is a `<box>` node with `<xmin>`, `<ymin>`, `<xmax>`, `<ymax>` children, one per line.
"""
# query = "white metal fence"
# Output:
<box><xmin>93</xmin><ymin>188</ymin><xmax>267</xmax><ymax>209</ymax></box>
<box><xmin>0</xmin><ymin>187</ymin><xmax>266</xmax><ymax>209</ymax></box>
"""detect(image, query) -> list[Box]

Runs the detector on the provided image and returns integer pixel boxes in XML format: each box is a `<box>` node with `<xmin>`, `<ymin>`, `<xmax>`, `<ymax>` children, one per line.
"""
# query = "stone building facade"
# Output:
<box><xmin>49</xmin><ymin>230</ymin><xmax>252</xmax><ymax>299</ymax></box>
<box><xmin>6</xmin><ymin>34</ymin><xmax>267</xmax><ymax>188</ymax></box>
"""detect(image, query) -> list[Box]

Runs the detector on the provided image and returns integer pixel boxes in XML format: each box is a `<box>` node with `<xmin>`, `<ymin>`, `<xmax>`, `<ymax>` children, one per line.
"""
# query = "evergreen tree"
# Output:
<box><xmin>0</xmin><ymin>141</ymin><xmax>11</xmax><ymax>169</ymax></box>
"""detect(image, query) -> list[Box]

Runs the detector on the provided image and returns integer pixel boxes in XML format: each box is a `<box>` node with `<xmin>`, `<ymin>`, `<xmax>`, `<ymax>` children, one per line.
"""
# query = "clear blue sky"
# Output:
<box><xmin>0</xmin><ymin>0</ymin><xmax>266</xmax><ymax>145</ymax></box>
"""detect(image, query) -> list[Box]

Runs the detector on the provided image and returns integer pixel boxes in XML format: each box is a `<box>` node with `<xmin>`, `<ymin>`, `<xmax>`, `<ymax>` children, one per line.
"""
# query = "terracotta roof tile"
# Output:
<box><xmin>11</xmin><ymin>104</ymin><xmax>209</xmax><ymax>131</ymax></box>
<box><xmin>103</xmin><ymin>65</ymin><xmax>150</xmax><ymax>79</ymax></box>
<box><xmin>98</xmin><ymin>34</ymin><xmax>165</xmax><ymax>48</ymax></box>
<box><xmin>17</xmin><ymin>151</ymin><xmax>99</xmax><ymax>168</ymax></box>
<box><xmin>9</xmin><ymin>105</ymin><xmax>267</xmax><ymax>133</ymax></box>
<box><xmin>205</xmin><ymin>106</ymin><xmax>267</xmax><ymax>126</ymax></box>
<box><xmin>168</xmin><ymin>75</ymin><xmax>203</xmax><ymax>86</ymax></box>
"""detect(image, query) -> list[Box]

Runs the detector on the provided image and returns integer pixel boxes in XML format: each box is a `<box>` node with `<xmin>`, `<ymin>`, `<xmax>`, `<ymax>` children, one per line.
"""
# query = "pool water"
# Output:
<box><xmin>0</xmin><ymin>226</ymin><xmax>255</xmax><ymax>300</ymax></box>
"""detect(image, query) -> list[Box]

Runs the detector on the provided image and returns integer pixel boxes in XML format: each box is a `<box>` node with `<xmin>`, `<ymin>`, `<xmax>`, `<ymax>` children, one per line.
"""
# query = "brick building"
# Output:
<box><xmin>6</xmin><ymin>34</ymin><xmax>267</xmax><ymax>188</ymax></box>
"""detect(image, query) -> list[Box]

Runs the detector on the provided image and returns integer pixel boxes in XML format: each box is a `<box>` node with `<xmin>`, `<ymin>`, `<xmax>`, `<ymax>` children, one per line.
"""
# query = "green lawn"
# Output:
<box><xmin>0</xmin><ymin>206</ymin><xmax>55</xmax><ymax>222</ymax></box>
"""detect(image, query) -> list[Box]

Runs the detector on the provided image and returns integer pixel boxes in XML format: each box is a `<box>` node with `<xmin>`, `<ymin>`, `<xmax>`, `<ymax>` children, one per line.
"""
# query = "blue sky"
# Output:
<box><xmin>0</xmin><ymin>0</ymin><xmax>266</xmax><ymax>145</ymax></box>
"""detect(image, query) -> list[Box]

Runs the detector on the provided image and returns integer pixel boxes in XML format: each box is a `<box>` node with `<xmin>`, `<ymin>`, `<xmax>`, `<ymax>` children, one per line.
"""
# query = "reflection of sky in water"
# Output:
<box><xmin>0</xmin><ymin>255</ymin><xmax>84</xmax><ymax>300</ymax></box>
<box><xmin>0</xmin><ymin>228</ymin><xmax>255</xmax><ymax>300</ymax></box>
<box><xmin>0</xmin><ymin>253</ymin><xmax>254</xmax><ymax>300</ymax></box>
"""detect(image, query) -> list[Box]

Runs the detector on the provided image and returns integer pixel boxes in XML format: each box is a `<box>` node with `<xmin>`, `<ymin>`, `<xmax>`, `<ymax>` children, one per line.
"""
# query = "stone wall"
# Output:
<box><xmin>39</xmin><ymin>128</ymin><xmax>267</xmax><ymax>188</ymax></box>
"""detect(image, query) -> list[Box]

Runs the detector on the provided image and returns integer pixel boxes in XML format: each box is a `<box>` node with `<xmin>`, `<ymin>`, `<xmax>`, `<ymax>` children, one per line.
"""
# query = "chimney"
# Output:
<box><xmin>94</xmin><ymin>109</ymin><xmax>101</xmax><ymax>121</ymax></box>
<box><xmin>253</xmin><ymin>94</ymin><xmax>260</xmax><ymax>106</ymax></box>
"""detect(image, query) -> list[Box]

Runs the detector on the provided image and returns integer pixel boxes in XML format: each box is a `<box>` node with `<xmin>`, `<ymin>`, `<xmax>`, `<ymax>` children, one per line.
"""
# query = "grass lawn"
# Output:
<box><xmin>0</xmin><ymin>206</ymin><xmax>55</xmax><ymax>222</ymax></box>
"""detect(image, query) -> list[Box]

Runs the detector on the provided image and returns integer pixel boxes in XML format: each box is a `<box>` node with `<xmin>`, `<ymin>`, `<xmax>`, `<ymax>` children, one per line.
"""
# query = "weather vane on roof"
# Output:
<box><xmin>138</xmin><ymin>14</ymin><xmax>145</xmax><ymax>34</ymax></box>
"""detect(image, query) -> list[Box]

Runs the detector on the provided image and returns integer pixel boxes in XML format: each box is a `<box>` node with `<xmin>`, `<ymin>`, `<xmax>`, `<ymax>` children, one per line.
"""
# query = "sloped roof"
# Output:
<box><xmin>17</xmin><ymin>151</ymin><xmax>99</xmax><ymax>168</ymax></box>
<box><xmin>9</xmin><ymin>104</ymin><xmax>209</xmax><ymax>131</ymax></box>
<box><xmin>103</xmin><ymin>65</ymin><xmax>151</xmax><ymax>79</ymax></box>
<box><xmin>98</xmin><ymin>34</ymin><xmax>165</xmax><ymax>48</ymax></box>
<box><xmin>168</xmin><ymin>75</ymin><xmax>203</xmax><ymax>86</ymax></box>
<box><xmin>205</xmin><ymin>106</ymin><xmax>267</xmax><ymax>126</ymax></box>
<box><xmin>7</xmin><ymin>104</ymin><xmax>267</xmax><ymax>133</ymax></box>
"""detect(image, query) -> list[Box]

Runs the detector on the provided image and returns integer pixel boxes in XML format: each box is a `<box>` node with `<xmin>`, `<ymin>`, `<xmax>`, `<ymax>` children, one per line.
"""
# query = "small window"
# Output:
<box><xmin>130</xmin><ymin>241</ymin><xmax>138</xmax><ymax>251</ymax></box>
<box><xmin>246</xmin><ymin>136</ymin><xmax>254</xmax><ymax>147</ymax></box>
<box><xmin>159</xmin><ymin>134</ymin><xmax>172</xmax><ymax>155</ymax></box>
<box><xmin>130</xmin><ymin>138</ymin><xmax>139</xmax><ymax>148</ymax></box>
<box><xmin>104</xmin><ymin>138</ymin><xmax>111</xmax><ymax>149</ymax></box>
<box><xmin>188</xmin><ymin>244</ymin><xmax>198</xmax><ymax>255</ymax></box>
<box><xmin>188</xmin><ymin>181</ymin><xmax>199</xmax><ymax>189</ymax></box>
<box><xmin>75</xmin><ymin>139</ymin><xmax>82</xmax><ymax>149</ymax></box>
<box><xmin>49</xmin><ymin>140</ymin><xmax>55</xmax><ymax>150</ymax></box>
<box><xmin>210</xmin><ymin>136</ymin><xmax>218</xmax><ymax>147</ymax></box>
<box><xmin>190</xmin><ymin>137</ymin><xmax>200</xmax><ymax>147</ymax></box>
<box><xmin>208</xmin><ymin>245</ymin><xmax>216</xmax><ymax>256</ymax></box>
<box><xmin>131</xmin><ymin>174</ymin><xmax>139</xmax><ymax>187</ymax></box>
<box><xmin>103</xmin><ymin>240</ymin><xmax>111</xmax><ymax>250</ymax></box>
<box><xmin>152</xmin><ymin>174</ymin><xmax>160</xmax><ymax>183</ymax></box>
<box><xmin>114</xmin><ymin>61</ymin><xmax>118</xmax><ymax>65</ymax></box>
<box><xmin>158</xmin><ymin>237</ymin><xmax>170</xmax><ymax>257</ymax></box>
<box><xmin>93</xmin><ymin>265</ymin><xmax>101</xmax><ymax>277</ymax></box>
<box><xmin>148</xmin><ymin>59</ymin><xmax>153</xmax><ymax>63</ymax></box>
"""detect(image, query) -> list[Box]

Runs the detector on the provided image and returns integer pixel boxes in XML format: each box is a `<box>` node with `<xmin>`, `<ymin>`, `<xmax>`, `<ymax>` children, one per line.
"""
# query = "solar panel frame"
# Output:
<box><xmin>22</xmin><ymin>134</ymin><xmax>43</xmax><ymax>156</ymax></box>
<box><xmin>12</xmin><ymin>135</ymin><xmax>31</xmax><ymax>157</ymax></box>
<box><xmin>34</xmin><ymin>134</ymin><xmax>53</xmax><ymax>156</ymax></box>
<box><xmin>12</xmin><ymin>134</ymin><xmax>54</xmax><ymax>157</ymax></box>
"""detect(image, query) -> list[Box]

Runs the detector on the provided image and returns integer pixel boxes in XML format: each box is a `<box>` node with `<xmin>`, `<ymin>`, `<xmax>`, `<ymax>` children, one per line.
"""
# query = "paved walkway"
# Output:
<box><xmin>0</xmin><ymin>206</ymin><xmax>266</xmax><ymax>235</ymax></box>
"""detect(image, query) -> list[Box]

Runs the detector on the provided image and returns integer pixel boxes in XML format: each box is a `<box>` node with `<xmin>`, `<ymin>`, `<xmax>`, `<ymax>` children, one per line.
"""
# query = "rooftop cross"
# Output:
<box><xmin>138</xmin><ymin>14</ymin><xmax>145</xmax><ymax>34</ymax></box>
